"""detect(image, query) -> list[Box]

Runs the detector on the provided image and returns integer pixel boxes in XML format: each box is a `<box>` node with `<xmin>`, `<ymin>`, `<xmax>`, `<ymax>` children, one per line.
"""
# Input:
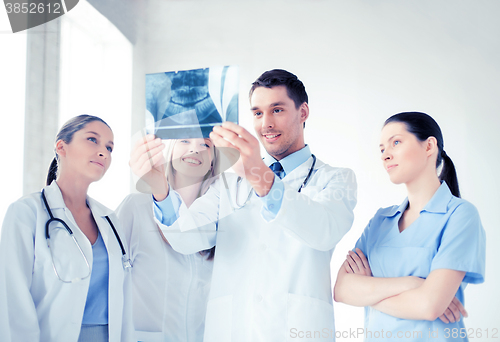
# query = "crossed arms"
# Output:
<box><xmin>334</xmin><ymin>248</ymin><xmax>467</xmax><ymax>324</ymax></box>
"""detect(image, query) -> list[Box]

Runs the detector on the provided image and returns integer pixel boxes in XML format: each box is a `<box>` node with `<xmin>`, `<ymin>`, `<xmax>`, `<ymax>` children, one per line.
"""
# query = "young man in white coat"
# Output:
<box><xmin>132</xmin><ymin>69</ymin><xmax>357</xmax><ymax>341</ymax></box>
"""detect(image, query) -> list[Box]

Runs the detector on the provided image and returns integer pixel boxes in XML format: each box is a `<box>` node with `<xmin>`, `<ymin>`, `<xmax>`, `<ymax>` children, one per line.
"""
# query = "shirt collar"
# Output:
<box><xmin>421</xmin><ymin>181</ymin><xmax>453</xmax><ymax>214</ymax></box>
<box><xmin>262</xmin><ymin>145</ymin><xmax>311</xmax><ymax>176</ymax></box>
<box><xmin>43</xmin><ymin>180</ymin><xmax>67</xmax><ymax>210</ymax></box>
<box><xmin>380</xmin><ymin>181</ymin><xmax>453</xmax><ymax>217</ymax></box>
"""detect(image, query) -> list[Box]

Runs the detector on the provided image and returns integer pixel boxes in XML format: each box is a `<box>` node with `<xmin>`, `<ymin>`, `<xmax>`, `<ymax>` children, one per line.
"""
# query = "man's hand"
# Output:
<box><xmin>210</xmin><ymin>122</ymin><xmax>275</xmax><ymax>197</ymax></box>
<box><xmin>129</xmin><ymin>134</ymin><xmax>169</xmax><ymax>201</ymax></box>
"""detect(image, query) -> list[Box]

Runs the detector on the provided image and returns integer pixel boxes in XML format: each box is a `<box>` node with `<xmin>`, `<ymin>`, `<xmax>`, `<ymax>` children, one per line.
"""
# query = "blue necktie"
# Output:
<box><xmin>270</xmin><ymin>162</ymin><xmax>284</xmax><ymax>179</ymax></box>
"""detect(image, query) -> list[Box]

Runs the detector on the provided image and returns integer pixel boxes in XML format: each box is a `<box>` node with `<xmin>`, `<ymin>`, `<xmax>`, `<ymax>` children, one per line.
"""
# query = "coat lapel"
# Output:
<box><xmin>282</xmin><ymin>155</ymin><xmax>318</xmax><ymax>191</ymax></box>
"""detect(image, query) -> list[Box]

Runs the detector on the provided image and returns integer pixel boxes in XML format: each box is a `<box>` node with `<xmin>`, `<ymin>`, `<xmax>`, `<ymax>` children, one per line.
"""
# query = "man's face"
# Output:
<box><xmin>251</xmin><ymin>86</ymin><xmax>308</xmax><ymax>160</ymax></box>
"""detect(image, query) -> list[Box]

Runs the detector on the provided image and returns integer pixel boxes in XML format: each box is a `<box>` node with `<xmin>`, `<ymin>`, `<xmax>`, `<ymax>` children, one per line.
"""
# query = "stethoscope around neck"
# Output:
<box><xmin>41</xmin><ymin>189</ymin><xmax>132</xmax><ymax>283</ymax></box>
<box><xmin>223</xmin><ymin>154</ymin><xmax>317</xmax><ymax>210</ymax></box>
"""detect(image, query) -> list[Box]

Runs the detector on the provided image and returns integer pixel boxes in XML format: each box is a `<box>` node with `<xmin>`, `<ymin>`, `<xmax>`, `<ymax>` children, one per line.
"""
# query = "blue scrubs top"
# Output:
<box><xmin>82</xmin><ymin>231</ymin><xmax>109</xmax><ymax>325</ymax></box>
<box><xmin>355</xmin><ymin>182</ymin><xmax>485</xmax><ymax>341</ymax></box>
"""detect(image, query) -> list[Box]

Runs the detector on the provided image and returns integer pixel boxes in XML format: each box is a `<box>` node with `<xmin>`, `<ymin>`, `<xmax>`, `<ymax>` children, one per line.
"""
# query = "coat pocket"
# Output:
<box><xmin>203</xmin><ymin>295</ymin><xmax>233</xmax><ymax>342</ymax></box>
<box><xmin>287</xmin><ymin>293</ymin><xmax>335</xmax><ymax>341</ymax></box>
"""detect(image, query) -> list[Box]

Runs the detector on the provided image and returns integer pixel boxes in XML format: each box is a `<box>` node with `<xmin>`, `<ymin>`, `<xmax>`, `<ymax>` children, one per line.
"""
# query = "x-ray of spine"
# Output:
<box><xmin>145</xmin><ymin>66</ymin><xmax>239</xmax><ymax>139</ymax></box>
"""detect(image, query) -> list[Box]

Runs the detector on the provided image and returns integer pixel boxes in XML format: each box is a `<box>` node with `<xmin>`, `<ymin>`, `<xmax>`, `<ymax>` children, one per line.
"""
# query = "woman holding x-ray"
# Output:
<box><xmin>0</xmin><ymin>115</ymin><xmax>133</xmax><ymax>342</ymax></box>
<box><xmin>116</xmin><ymin>136</ymin><xmax>219</xmax><ymax>342</ymax></box>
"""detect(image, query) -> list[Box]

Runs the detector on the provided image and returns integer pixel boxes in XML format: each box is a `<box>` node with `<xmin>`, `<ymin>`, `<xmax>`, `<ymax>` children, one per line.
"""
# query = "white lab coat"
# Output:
<box><xmin>158</xmin><ymin>156</ymin><xmax>357</xmax><ymax>342</ymax></box>
<box><xmin>116</xmin><ymin>193</ymin><xmax>213</xmax><ymax>342</ymax></box>
<box><xmin>0</xmin><ymin>181</ymin><xmax>134</xmax><ymax>342</ymax></box>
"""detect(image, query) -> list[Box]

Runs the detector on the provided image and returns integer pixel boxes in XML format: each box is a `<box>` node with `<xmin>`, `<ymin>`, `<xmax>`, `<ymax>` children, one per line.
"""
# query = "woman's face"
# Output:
<box><xmin>57</xmin><ymin>121</ymin><xmax>114</xmax><ymax>182</ymax></box>
<box><xmin>379</xmin><ymin>122</ymin><xmax>430</xmax><ymax>185</ymax></box>
<box><xmin>171</xmin><ymin>138</ymin><xmax>214</xmax><ymax>179</ymax></box>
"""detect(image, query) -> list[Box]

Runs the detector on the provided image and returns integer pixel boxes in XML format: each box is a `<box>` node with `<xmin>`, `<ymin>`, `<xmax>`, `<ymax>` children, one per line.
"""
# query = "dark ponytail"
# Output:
<box><xmin>46</xmin><ymin>157</ymin><xmax>58</xmax><ymax>186</ymax></box>
<box><xmin>384</xmin><ymin>112</ymin><xmax>461</xmax><ymax>198</ymax></box>
<box><xmin>439</xmin><ymin>150</ymin><xmax>460</xmax><ymax>198</ymax></box>
<box><xmin>46</xmin><ymin>115</ymin><xmax>111</xmax><ymax>186</ymax></box>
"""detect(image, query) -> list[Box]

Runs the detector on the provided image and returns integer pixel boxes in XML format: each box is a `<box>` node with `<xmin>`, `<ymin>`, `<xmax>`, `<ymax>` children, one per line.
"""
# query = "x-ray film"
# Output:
<box><xmin>145</xmin><ymin>66</ymin><xmax>239</xmax><ymax>139</ymax></box>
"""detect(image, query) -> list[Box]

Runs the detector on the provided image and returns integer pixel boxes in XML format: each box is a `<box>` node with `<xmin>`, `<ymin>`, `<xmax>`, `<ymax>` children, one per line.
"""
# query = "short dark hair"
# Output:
<box><xmin>249</xmin><ymin>69</ymin><xmax>308</xmax><ymax>109</ymax></box>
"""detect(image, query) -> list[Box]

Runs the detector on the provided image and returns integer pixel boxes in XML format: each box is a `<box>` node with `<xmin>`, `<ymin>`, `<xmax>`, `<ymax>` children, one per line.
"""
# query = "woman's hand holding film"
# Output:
<box><xmin>129</xmin><ymin>134</ymin><xmax>169</xmax><ymax>201</ymax></box>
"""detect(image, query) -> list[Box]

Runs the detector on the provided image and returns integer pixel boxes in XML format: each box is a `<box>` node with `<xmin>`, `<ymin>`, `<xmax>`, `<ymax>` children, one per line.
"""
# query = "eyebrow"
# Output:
<box><xmin>86</xmin><ymin>131</ymin><xmax>114</xmax><ymax>145</ymax></box>
<box><xmin>379</xmin><ymin>134</ymin><xmax>402</xmax><ymax>147</ymax></box>
<box><xmin>251</xmin><ymin>102</ymin><xmax>287</xmax><ymax>111</ymax></box>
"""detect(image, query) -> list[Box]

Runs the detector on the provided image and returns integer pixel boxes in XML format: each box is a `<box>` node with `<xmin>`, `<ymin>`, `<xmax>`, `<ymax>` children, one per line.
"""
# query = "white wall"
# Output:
<box><xmin>141</xmin><ymin>0</ymin><xmax>500</xmax><ymax>339</ymax></box>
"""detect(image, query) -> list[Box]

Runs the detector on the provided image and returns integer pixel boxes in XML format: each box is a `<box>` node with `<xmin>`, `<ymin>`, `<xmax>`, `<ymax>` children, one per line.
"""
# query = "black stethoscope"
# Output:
<box><xmin>41</xmin><ymin>189</ymin><xmax>132</xmax><ymax>283</ymax></box>
<box><xmin>297</xmin><ymin>154</ymin><xmax>317</xmax><ymax>192</ymax></box>
<box><xmin>223</xmin><ymin>154</ymin><xmax>317</xmax><ymax>210</ymax></box>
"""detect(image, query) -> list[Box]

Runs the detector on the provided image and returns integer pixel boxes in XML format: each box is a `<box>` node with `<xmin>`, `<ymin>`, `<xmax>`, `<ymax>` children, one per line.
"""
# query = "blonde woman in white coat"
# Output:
<box><xmin>0</xmin><ymin>115</ymin><xmax>134</xmax><ymax>342</ymax></box>
<box><xmin>116</xmin><ymin>137</ymin><xmax>218</xmax><ymax>342</ymax></box>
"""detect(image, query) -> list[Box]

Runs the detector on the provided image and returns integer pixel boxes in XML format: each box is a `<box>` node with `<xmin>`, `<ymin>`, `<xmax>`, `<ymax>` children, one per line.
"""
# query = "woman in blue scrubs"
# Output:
<box><xmin>334</xmin><ymin>112</ymin><xmax>485</xmax><ymax>341</ymax></box>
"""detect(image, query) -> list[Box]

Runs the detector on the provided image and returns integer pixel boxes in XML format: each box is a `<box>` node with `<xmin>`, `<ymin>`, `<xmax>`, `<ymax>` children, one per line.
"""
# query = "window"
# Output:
<box><xmin>59</xmin><ymin>0</ymin><xmax>133</xmax><ymax>209</ymax></box>
<box><xmin>0</xmin><ymin>11</ymin><xmax>26</xmax><ymax>228</ymax></box>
